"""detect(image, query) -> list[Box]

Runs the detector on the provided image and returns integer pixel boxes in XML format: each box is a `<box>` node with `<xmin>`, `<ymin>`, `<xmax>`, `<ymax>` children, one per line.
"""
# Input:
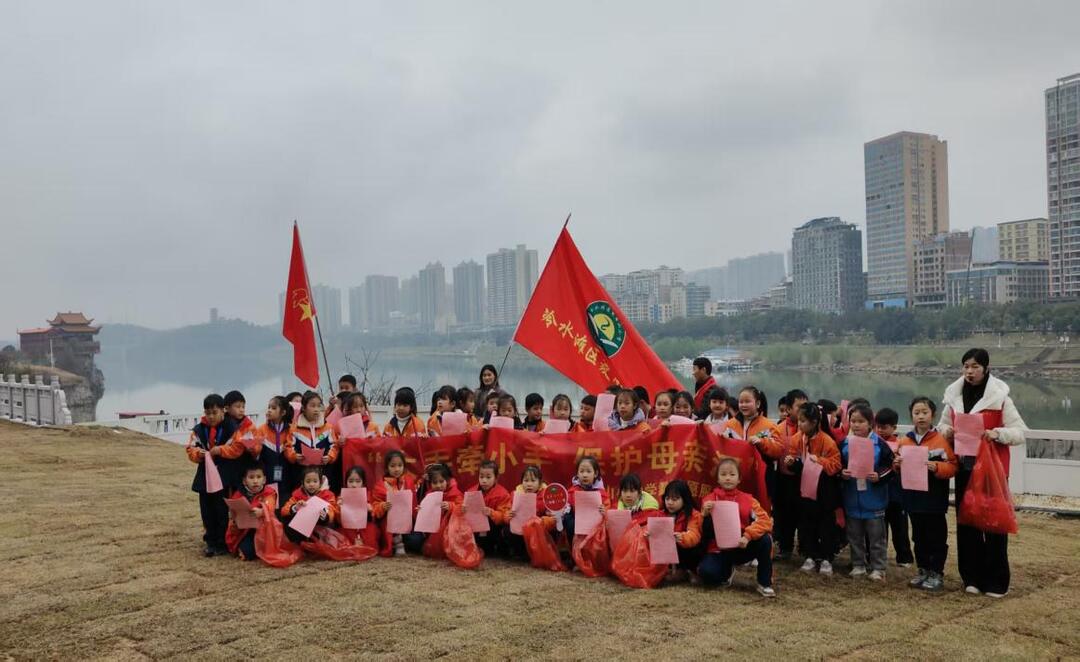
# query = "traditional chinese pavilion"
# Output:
<box><xmin>18</xmin><ymin>312</ymin><xmax>101</xmax><ymax>375</ymax></box>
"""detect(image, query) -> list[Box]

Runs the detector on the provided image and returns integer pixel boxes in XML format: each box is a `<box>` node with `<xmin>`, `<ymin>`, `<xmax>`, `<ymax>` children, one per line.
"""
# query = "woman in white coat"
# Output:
<box><xmin>937</xmin><ymin>348</ymin><xmax>1026</xmax><ymax>598</ymax></box>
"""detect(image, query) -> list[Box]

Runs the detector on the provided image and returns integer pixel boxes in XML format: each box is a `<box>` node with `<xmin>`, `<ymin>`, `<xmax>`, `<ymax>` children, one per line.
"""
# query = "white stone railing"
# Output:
<box><xmin>0</xmin><ymin>374</ymin><xmax>73</xmax><ymax>426</ymax></box>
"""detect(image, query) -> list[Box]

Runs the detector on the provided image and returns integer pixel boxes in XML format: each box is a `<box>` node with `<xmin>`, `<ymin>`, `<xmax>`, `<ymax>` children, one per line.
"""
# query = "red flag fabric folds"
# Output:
<box><xmin>282</xmin><ymin>223</ymin><xmax>320</xmax><ymax>388</ymax></box>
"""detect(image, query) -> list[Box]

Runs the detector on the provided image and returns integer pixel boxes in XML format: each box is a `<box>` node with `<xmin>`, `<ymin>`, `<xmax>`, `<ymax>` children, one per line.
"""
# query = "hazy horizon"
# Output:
<box><xmin>4</xmin><ymin>1</ymin><xmax>1078</xmax><ymax>333</ymax></box>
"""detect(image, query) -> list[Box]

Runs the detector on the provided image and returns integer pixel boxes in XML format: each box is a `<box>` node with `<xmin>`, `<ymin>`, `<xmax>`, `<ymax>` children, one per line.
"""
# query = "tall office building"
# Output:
<box><xmin>912</xmin><ymin>231</ymin><xmax>973</xmax><ymax>308</ymax></box>
<box><xmin>865</xmin><ymin>131</ymin><xmax>950</xmax><ymax>307</ymax></box>
<box><xmin>1047</xmin><ymin>74</ymin><xmax>1080</xmax><ymax>297</ymax></box>
<box><xmin>999</xmin><ymin>218</ymin><xmax>1050</xmax><ymax>263</ymax></box>
<box><xmin>348</xmin><ymin>284</ymin><xmax>366</xmax><ymax>329</ymax></box>
<box><xmin>418</xmin><ymin>262</ymin><xmax>447</xmax><ymax>330</ymax></box>
<box><xmin>790</xmin><ymin>217</ymin><xmax>865</xmax><ymax>314</ymax></box>
<box><xmin>363</xmin><ymin>275</ymin><xmax>400</xmax><ymax>328</ymax></box>
<box><xmin>685</xmin><ymin>283</ymin><xmax>711</xmax><ymax>318</ymax></box>
<box><xmin>452</xmin><ymin>260</ymin><xmax>485</xmax><ymax>327</ymax></box>
<box><xmin>486</xmin><ymin>245</ymin><xmax>538</xmax><ymax>327</ymax></box>
<box><xmin>399</xmin><ymin>276</ymin><xmax>419</xmax><ymax>318</ymax></box>
<box><xmin>310</xmin><ymin>284</ymin><xmax>342</xmax><ymax>332</ymax></box>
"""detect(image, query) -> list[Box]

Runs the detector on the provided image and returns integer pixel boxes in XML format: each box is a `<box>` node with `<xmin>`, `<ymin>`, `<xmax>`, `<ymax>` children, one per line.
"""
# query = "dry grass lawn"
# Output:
<box><xmin>1</xmin><ymin>420</ymin><xmax>1079</xmax><ymax>661</ymax></box>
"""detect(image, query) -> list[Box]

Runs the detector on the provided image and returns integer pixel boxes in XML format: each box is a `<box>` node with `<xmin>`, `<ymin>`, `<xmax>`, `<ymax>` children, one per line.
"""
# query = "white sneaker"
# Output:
<box><xmin>849</xmin><ymin>566</ymin><xmax>867</xmax><ymax>578</ymax></box>
<box><xmin>756</xmin><ymin>584</ymin><xmax>776</xmax><ymax>598</ymax></box>
<box><xmin>868</xmin><ymin>570</ymin><xmax>885</xmax><ymax>582</ymax></box>
<box><xmin>964</xmin><ymin>585</ymin><xmax>982</xmax><ymax>595</ymax></box>
<box><xmin>819</xmin><ymin>560</ymin><xmax>833</xmax><ymax>575</ymax></box>
<box><xmin>800</xmin><ymin>558</ymin><xmax>817</xmax><ymax>572</ymax></box>
<box><xmin>984</xmin><ymin>591</ymin><xmax>1008</xmax><ymax>599</ymax></box>
<box><xmin>394</xmin><ymin>543</ymin><xmax>406</xmax><ymax>557</ymax></box>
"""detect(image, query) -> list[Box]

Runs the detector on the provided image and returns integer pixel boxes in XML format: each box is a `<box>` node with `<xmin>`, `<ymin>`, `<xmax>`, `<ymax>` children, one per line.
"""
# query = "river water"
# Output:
<box><xmin>96</xmin><ymin>352</ymin><xmax>1079</xmax><ymax>430</ymax></box>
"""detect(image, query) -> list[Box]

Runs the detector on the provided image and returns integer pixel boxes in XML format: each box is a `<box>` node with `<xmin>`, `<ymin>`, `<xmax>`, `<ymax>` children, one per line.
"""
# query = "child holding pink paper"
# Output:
<box><xmin>339</xmin><ymin>466</ymin><xmax>379</xmax><ymax>549</ymax></box>
<box><xmin>650</xmin><ymin>391</ymin><xmax>674</xmax><ymax>426</ymax></box>
<box><xmin>426</xmin><ymin>385</ymin><xmax>457</xmax><ymax>436</ymax></box>
<box><xmin>616</xmin><ymin>474</ymin><xmax>660</xmax><ymax>524</ymax></box>
<box><xmin>789</xmin><ymin>402</ymin><xmax>841</xmax><ymax>575</ymax></box>
<box><xmin>403</xmin><ymin>463</ymin><xmax>463</xmax><ymax>554</ymax></box>
<box><xmin>608</xmin><ymin>389</ymin><xmax>650</xmax><ymax>432</ymax></box>
<box><xmin>455</xmin><ymin>387</ymin><xmax>482</xmax><ymax>430</ymax></box>
<box><xmin>838</xmin><ymin>404</ymin><xmax>895</xmax><ymax>580</ymax></box>
<box><xmin>572</xmin><ymin>395</ymin><xmax>597</xmax><ymax>432</ymax></box>
<box><xmin>507</xmin><ymin>465</ymin><xmax>552</xmax><ymax>560</ymax></box>
<box><xmin>657</xmin><ymin>480</ymin><xmax>703</xmax><ymax>583</ymax></box>
<box><xmin>494</xmin><ymin>394</ymin><xmax>524</xmax><ymax>430</ymax></box>
<box><xmin>382</xmin><ymin>387</ymin><xmax>426</xmax><ymax>438</ymax></box>
<box><xmin>564</xmin><ymin>455</ymin><xmax>610</xmax><ymax>544</ymax></box>
<box><xmin>226</xmin><ymin>464</ymin><xmax>278</xmax><ymax>561</ymax></box>
<box><xmin>671</xmin><ymin>391</ymin><xmax>695</xmax><ymax>419</ymax></box>
<box><xmin>699</xmin><ymin>458</ymin><xmax>775</xmax><ymax>597</ymax></box>
<box><xmin>280</xmin><ymin>466</ymin><xmax>338</xmax><ymax>543</ymax></box>
<box><xmin>186</xmin><ymin>393</ymin><xmax>247</xmax><ymax>557</ymax></box>
<box><xmin>335</xmin><ymin>392</ymin><xmax>380</xmax><ymax>439</ymax></box>
<box><xmin>369</xmin><ymin>450</ymin><xmax>416</xmax><ymax>557</ymax></box>
<box><xmin>549</xmin><ymin>393</ymin><xmax>575</xmax><ymax>429</ymax></box>
<box><xmin>894</xmin><ymin>397</ymin><xmax>957</xmax><ymax>592</ymax></box>
<box><xmin>875</xmin><ymin>407</ymin><xmax>914</xmax><ymax>568</ymax></box>
<box><xmin>467</xmin><ymin>460</ymin><xmax>513</xmax><ymax>557</ymax></box>
<box><xmin>283</xmin><ymin>391</ymin><xmax>339</xmax><ymax>472</ymax></box>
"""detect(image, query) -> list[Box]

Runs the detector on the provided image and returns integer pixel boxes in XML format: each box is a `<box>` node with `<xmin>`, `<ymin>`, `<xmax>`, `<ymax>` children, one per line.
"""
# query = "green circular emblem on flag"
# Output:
<box><xmin>586</xmin><ymin>301</ymin><xmax>625</xmax><ymax>358</ymax></box>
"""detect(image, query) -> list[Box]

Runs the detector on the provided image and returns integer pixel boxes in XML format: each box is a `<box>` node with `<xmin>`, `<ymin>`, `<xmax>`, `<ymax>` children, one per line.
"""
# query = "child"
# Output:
<box><xmin>658</xmin><ymin>480</ymin><xmax>703</xmax><ymax>583</ymax></box>
<box><xmin>773</xmin><ymin>390</ymin><xmax>808</xmax><ymax>561</ymax></box>
<box><xmin>548</xmin><ymin>393</ymin><xmax>574</xmax><ymax>429</ymax></box>
<box><xmin>700</xmin><ymin>458</ymin><xmax>776</xmax><ymax>597</ymax></box>
<box><xmin>788</xmin><ymin>402</ymin><xmax>841</xmax><ymax>575</ymax></box>
<box><xmin>336</xmin><ymin>392</ymin><xmax>381</xmax><ymax>437</ymax></box>
<box><xmin>369</xmin><ymin>450</ymin><xmax>416</xmax><ymax>557</ymax></box>
<box><xmin>326</xmin><ymin>374</ymin><xmax>358</xmax><ymax>416</ymax></box>
<box><xmin>426</xmin><ymin>385</ymin><xmax>457</xmax><ymax>436</ymax></box>
<box><xmin>672</xmin><ymin>391</ymin><xmax>696</xmax><ymax>419</ymax></box>
<box><xmin>652</xmin><ymin>391</ymin><xmax>674</xmax><ymax>425</ymax></box>
<box><xmin>468</xmin><ymin>460</ymin><xmax>513</xmax><ymax>557</ymax></box>
<box><xmin>876</xmin><ymin>407</ymin><xmax>914</xmax><ymax>567</ymax></box>
<box><xmin>609</xmin><ymin>388</ymin><xmax>650</xmax><ymax>432</ymax></box>
<box><xmin>564</xmin><ymin>455</ymin><xmax>610</xmax><ymax>541</ymax></box>
<box><xmin>633</xmin><ymin>386</ymin><xmax>651</xmax><ymax>419</ymax></box>
<box><xmin>507</xmin><ymin>465</ymin><xmax>551</xmax><ymax>560</ymax></box>
<box><xmin>455</xmin><ymin>387</ymin><xmax>482</xmax><ymax>430</ymax></box>
<box><xmin>617</xmin><ymin>473</ymin><xmax>660</xmax><ymax>523</ymax></box>
<box><xmin>894</xmin><ymin>397</ymin><xmax>957</xmax><ymax>592</ymax></box>
<box><xmin>496</xmin><ymin>394</ymin><xmax>524</xmax><ymax>429</ymax></box>
<box><xmin>781</xmin><ymin>389</ymin><xmax>809</xmax><ymax>439</ymax></box>
<box><xmin>702</xmin><ymin>387</ymin><xmax>732</xmax><ymax>427</ymax></box>
<box><xmin>839</xmin><ymin>404</ymin><xmax>895</xmax><ymax>580</ymax></box>
<box><xmin>284</xmin><ymin>391</ymin><xmax>339</xmax><ymax>469</ymax></box>
<box><xmin>572</xmin><ymin>395</ymin><xmax>596</xmax><ymax>432</ymax></box>
<box><xmin>251</xmin><ymin>395</ymin><xmax>293</xmax><ymax>498</ymax></box>
<box><xmin>721</xmin><ymin>386</ymin><xmax>780</xmax><ymax>512</ymax></box>
<box><xmin>339</xmin><ymin>466</ymin><xmax>379</xmax><ymax>549</ymax></box>
<box><xmin>383</xmin><ymin>387</ymin><xmax>426</xmax><ymax>437</ymax></box>
<box><xmin>777</xmin><ymin>395</ymin><xmax>791</xmax><ymax>426</ymax></box>
<box><xmin>523</xmin><ymin>393</ymin><xmax>545</xmax><ymax>432</ymax></box>
<box><xmin>280</xmin><ymin>466</ymin><xmax>338</xmax><ymax>543</ymax></box>
<box><xmin>186</xmin><ymin>393</ymin><xmax>246</xmax><ymax>556</ymax></box>
<box><xmin>818</xmin><ymin>399</ymin><xmax>840</xmax><ymax>436</ymax></box>
<box><xmin>226</xmin><ymin>463</ymin><xmax>277</xmax><ymax>561</ymax></box>
<box><xmin>223</xmin><ymin>390</ymin><xmax>256</xmax><ymax>443</ymax></box>
<box><xmin>404</xmin><ymin>462</ymin><xmax>463</xmax><ymax>554</ymax></box>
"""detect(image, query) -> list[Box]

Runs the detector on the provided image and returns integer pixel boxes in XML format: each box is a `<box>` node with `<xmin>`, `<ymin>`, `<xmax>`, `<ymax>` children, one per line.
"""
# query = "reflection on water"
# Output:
<box><xmin>96</xmin><ymin>354</ymin><xmax>1080</xmax><ymax>431</ymax></box>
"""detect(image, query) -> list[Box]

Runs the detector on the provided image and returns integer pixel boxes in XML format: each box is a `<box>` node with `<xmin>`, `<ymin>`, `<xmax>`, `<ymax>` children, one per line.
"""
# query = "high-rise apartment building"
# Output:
<box><xmin>1047</xmin><ymin>74</ymin><xmax>1080</xmax><ymax>297</ymax></box>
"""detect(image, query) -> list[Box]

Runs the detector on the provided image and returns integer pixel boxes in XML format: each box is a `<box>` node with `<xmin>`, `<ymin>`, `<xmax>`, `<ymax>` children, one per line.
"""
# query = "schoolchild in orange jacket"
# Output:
<box><xmin>369</xmin><ymin>450</ymin><xmax>416</xmax><ymax>557</ymax></box>
<box><xmin>699</xmin><ymin>458</ymin><xmax>775</xmax><ymax>597</ymax></box>
<box><xmin>655</xmin><ymin>480</ymin><xmax>704</xmax><ymax>581</ymax></box>
<box><xmin>226</xmin><ymin>463</ymin><xmax>278</xmax><ymax>560</ymax></box>
<box><xmin>284</xmin><ymin>392</ymin><xmax>339</xmax><ymax>468</ymax></box>
<box><xmin>186</xmin><ymin>393</ymin><xmax>246</xmax><ymax>556</ymax></box>
<box><xmin>280</xmin><ymin>466</ymin><xmax>338</xmax><ymax>544</ymax></box>
<box><xmin>785</xmin><ymin>403</ymin><xmax>841</xmax><ymax>573</ymax></box>
<box><xmin>564</xmin><ymin>455</ymin><xmax>610</xmax><ymax>541</ymax></box>
<box><xmin>382</xmin><ymin>387</ymin><xmax>427</xmax><ymax>438</ymax></box>
<box><xmin>572</xmin><ymin>395</ymin><xmax>597</xmax><ymax>433</ymax></box>
<box><xmin>403</xmin><ymin>463</ymin><xmax>463</xmax><ymax>554</ymax></box>
<box><xmin>468</xmin><ymin>460</ymin><xmax>514</xmax><ymax>557</ymax></box>
<box><xmin>339</xmin><ymin>466</ymin><xmax>379</xmax><ymax>549</ymax></box>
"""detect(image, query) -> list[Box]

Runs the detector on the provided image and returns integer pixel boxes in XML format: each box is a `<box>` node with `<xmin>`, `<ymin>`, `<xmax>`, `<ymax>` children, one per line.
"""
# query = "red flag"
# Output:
<box><xmin>282</xmin><ymin>223</ymin><xmax>320</xmax><ymax>388</ymax></box>
<box><xmin>514</xmin><ymin>227</ymin><xmax>681</xmax><ymax>397</ymax></box>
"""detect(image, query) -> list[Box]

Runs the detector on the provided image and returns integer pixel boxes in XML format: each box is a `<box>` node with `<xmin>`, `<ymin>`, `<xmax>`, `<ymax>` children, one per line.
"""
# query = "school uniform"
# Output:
<box><xmin>897</xmin><ymin>429</ymin><xmax>957</xmax><ymax>578</ymax></box>
<box><xmin>280</xmin><ymin>487</ymin><xmax>338</xmax><ymax>543</ymax></box>
<box><xmin>426</xmin><ymin>413</ymin><xmax>444</xmax><ymax>436</ymax></box>
<box><xmin>772</xmin><ymin>419</ymin><xmax>802</xmax><ymax>557</ymax></box>
<box><xmin>839</xmin><ymin>433</ymin><xmax>895</xmax><ymax>572</ymax></box>
<box><xmin>792</xmin><ymin>430</ymin><xmax>842</xmax><ymax>562</ymax></box>
<box><xmin>523</xmin><ymin>417</ymin><xmax>545</xmax><ymax>433</ymax></box>
<box><xmin>937</xmin><ymin>374</ymin><xmax>1026</xmax><ymax>595</ymax></box>
<box><xmin>186</xmin><ymin>417</ymin><xmax>244</xmax><ymax>553</ymax></box>
<box><xmin>879</xmin><ymin>433</ymin><xmax>914</xmax><ymax>565</ymax></box>
<box><xmin>382</xmin><ymin>415</ymin><xmax>426</xmax><ymax>438</ymax></box>
<box><xmin>672</xmin><ymin>509</ymin><xmax>705</xmax><ymax>571</ymax></box>
<box><xmin>404</xmin><ymin>479</ymin><xmax>464</xmax><ymax>554</ymax></box>
<box><xmin>467</xmin><ymin>483</ymin><xmax>513</xmax><ymax>557</ymax></box>
<box><xmin>283</xmin><ymin>419</ymin><xmax>339</xmax><ymax>467</ymax></box>
<box><xmin>698</xmin><ymin>487</ymin><xmax>774</xmax><ymax>587</ymax></box>
<box><xmin>250</xmin><ymin>422</ymin><xmax>291</xmax><ymax>501</ymax></box>
<box><xmin>563</xmin><ymin>480</ymin><xmax>611</xmax><ymax>541</ymax></box>
<box><xmin>225</xmin><ymin>485</ymin><xmax>277</xmax><ymax>560</ymax></box>
<box><xmin>369</xmin><ymin>474</ymin><xmax>417</xmax><ymax>557</ymax></box>
<box><xmin>571</xmin><ymin>420</ymin><xmax>594</xmax><ymax>433</ymax></box>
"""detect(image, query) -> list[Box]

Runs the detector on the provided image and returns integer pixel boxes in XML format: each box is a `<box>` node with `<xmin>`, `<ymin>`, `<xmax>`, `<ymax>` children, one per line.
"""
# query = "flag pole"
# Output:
<box><xmin>498</xmin><ymin>212</ymin><xmax>571</xmax><ymax>379</ymax></box>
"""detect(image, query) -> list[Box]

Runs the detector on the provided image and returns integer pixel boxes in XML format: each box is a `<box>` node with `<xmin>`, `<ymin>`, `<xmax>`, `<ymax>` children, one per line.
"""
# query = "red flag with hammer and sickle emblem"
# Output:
<box><xmin>282</xmin><ymin>223</ymin><xmax>320</xmax><ymax>388</ymax></box>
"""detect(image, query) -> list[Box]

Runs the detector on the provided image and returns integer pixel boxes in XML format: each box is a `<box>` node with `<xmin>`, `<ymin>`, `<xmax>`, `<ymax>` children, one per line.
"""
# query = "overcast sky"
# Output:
<box><xmin>2</xmin><ymin>1</ymin><xmax>1077</xmax><ymax>334</ymax></box>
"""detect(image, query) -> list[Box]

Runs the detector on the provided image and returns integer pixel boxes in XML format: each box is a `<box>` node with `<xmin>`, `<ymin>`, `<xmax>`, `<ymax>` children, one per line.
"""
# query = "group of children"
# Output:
<box><xmin>186</xmin><ymin>361</ymin><xmax>960</xmax><ymax>597</ymax></box>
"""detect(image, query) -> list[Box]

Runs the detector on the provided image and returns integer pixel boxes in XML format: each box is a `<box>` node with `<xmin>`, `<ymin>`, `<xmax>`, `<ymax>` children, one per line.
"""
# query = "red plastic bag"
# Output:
<box><xmin>444</xmin><ymin>508</ymin><xmax>484</xmax><ymax>569</ymax></box>
<box><xmin>254</xmin><ymin>510</ymin><xmax>303</xmax><ymax>568</ymax></box>
<box><xmin>522</xmin><ymin>517</ymin><xmax>566</xmax><ymax>572</ymax></box>
<box><xmin>572</xmin><ymin>523</ymin><xmax>611</xmax><ymax>578</ymax></box>
<box><xmin>958</xmin><ymin>439</ymin><xmax>1018</xmax><ymax>535</ymax></box>
<box><xmin>301</xmin><ymin>526</ymin><xmax>378</xmax><ymax>562</ymax></box>
<box><xmin>422</xmin><ymin>514</ymin><xmax>448</xmax><ymax>559</ymax></box>
<box><xmin>611</xmin><ymin>525</ymin><xmax>667</xmax><ymax>589</ymax></box>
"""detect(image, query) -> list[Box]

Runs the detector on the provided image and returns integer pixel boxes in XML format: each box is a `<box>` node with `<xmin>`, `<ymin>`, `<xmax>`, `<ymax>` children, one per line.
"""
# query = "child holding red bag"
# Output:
<box><xmin>699</xmin><ymin>458</ymin><xmax>775</xmax><ymax>597</ymax></box>
<box><xmin>225</xmin><ymin>463</ymin><xmax>278</xmax><ymax>561</ymax></box>
<box><xmin>403</xmin><ymin>463</ymin><xmax>463</xmax><ymax>554</ymax></box>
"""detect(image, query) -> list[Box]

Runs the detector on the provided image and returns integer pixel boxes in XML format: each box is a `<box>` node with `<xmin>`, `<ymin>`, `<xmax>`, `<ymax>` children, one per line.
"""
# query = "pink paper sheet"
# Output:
<box><xmin>204</xmin><ymin>452</ymin><xmax>223</xmax><ymax>493</ymax></box>
<box><xmin>339</xmin><ymin>487</ymin><xmax>368</xmax><ymax>529</ymax></box>
<box><xmin>337</xmin><ymin>413</ymin><xmax>369</xmax><ymax>440</ymax></box>
<box><xmin>490</xmin><ymin>416</ymin><xmax>515</xmax><ymax>430</ymax></box>
<box><xmin>509</xmin><ymin>491</ymin><xmax>537</xmax><ymax>535</ymax></box>
<box><xmin>800</xmin><ymin>457</ymin><xmax>823</xmax><ymax>500</ymax></box>
<box><xmin>224</xmin><ymin>497</ymin><xmax>263</xmax><ymax>529</ymax></box>
<box><xmin>847</xmin><ymin>436</ymin><xmax>875</xmax><ymax>479</ymax></box>
<box><xmin>326</xmin><ymin>407</ymin><xmax>343</xmax><ymax>427</ymax></box>
<box><xmin>300</xmin><ymin>445</ymin><xmax>325</xmax><ymax>466</ymax></box>
<box><xmin>239</xmin><ymin>433</ymin><xmax>259</xmax><ymax>454</ymax></box>
<box><xmin>441</xmin><ymin>411</ymin><xmax>468</xmax><ymax>436</ymax></box>
<box><xmin>543</xmin><ymin>419</ymin><xmax>571</xmax><ymax>434</ymax></box>
<box><xmin>953</xmin><ymin>412</ymin><xmax>985</xmax><ymax>457</ymax></box>
<box><xmin>289</xmin><ymin>401</ymin><xmax>301</xmax><ymax>418</ymax></box>
<box><xmin>710</xmin><ymin>500</ymin><xmax>742</xmax><ymax>549</ymax></box>
<box><xmin>386</xmin><ymin>489</ymin><xmax>414</xmax><ymax>534</ymax></box>
<box><xmin>414</xmin><ymin>491</ymin><xmax>444</xmax><ymax>533</ymax></box>
<box><xmin>900</xmin><ymin>445</ymin><xmax>930</xmax><ymax>491</ymax></box>
<box><xmin>592</xmin><ymin>393</ymin><xmax>615</xmax><ymax>431</ymax></box>
<box><xmin>573</xmin><ymin>490</ymin><xmax>603</xmax><ymax>536</ymax></box>
<box><xmin>647</xmin><ymin>516</ymin><xmax>679</xmax><ymax>564</ymax></box>
<box><xmin>463</xmin><ymin>491</ymin><xmax>490</xmax><ymax>533</ymax></box>
<box><xmin>288</xmin><ymin>496</ymin><xmax>329</xmax><ymax>538</ymax></box>
<box><xmin>605</xmin><ymin>509</ymin><xmax>632</xmax><ymax>550</ymax></box>
<box><xmin>668</xmin><ymin>415</ymin><xmax>695</xmax><ymax>426</ymax></box>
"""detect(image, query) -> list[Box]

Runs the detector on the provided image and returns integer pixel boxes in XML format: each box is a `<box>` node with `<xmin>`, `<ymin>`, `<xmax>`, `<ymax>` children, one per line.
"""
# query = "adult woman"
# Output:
<box><xmin>475</xmin><ymin>364</ymin><xmax>500</xmax><ymax>421</ymax></box>
<box><xmin>937</xmin><ymin>348</ymin><xmax>1026</xmax><ymax>598</ymax></box>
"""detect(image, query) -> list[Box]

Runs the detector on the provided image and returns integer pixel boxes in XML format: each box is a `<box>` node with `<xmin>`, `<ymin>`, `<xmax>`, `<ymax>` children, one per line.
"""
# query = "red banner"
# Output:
<box><xmin>282</xmin><ymin>222</ymin><xmax>320</xmax><ymax>388</ymax></box>
<box><xmin>513</xmin><ymin>227</ymin><xmax>682</xmax><ymax>397</ymax></box>
<box><xmin>341</xmin><ymin>427</ymin><xmax>769</xmax><ymax>511</ymax></box>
